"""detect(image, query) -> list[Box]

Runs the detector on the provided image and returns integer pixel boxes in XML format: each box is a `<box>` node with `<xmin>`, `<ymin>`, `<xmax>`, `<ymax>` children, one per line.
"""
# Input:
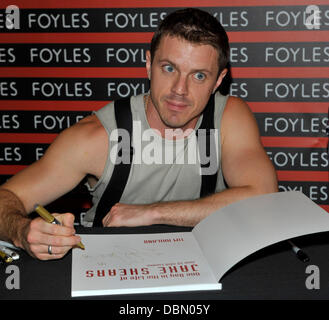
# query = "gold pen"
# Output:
<box><xmin>34</xmin><ymin>204</ymin><xmax>85</xmax><ymax>250</ymax></box>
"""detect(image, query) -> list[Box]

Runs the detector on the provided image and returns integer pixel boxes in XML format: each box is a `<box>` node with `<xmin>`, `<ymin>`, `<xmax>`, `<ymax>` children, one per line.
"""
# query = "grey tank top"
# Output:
<box><xmin>83</xmin><ymin>92</ymin><xmax>228</xmax><ymax>225</ymax></box>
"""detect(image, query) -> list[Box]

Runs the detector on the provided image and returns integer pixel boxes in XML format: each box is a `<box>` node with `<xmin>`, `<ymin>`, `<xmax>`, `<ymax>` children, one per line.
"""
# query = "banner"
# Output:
<box><xmin>0</xmin><ymin>0</ymin><xmax>328</xmax><ymax>213</ymax></box>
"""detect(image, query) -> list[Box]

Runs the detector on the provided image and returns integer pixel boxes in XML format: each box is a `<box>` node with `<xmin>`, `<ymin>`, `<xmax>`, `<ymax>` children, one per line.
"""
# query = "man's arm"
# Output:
<box><xmin>102</xmin><ymin>97</ymin><xmax>278</xmax><ymax>227</ymax></box>
<box><xmin>0</xmin><ymin>115</ymin><xmax>107</xmax><ymax>258</ymax></box>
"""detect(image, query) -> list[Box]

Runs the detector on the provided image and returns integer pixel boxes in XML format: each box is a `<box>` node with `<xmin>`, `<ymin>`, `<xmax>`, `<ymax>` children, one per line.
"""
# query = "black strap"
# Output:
<box><xmin>196</xmin><ymin>94</ymin><xmax>218</xmax><ymax>197</ymax></box>
<box><xmin>93</xmin><ymin>97</ymin><xmax>133</xmax><ymax>227</ymax></box>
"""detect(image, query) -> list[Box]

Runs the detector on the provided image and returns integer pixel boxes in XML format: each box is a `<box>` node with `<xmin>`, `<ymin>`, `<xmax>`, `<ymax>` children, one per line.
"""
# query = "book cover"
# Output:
<box><xmin>72</xmin><ymin>191</ymin><xmax>329</xmax><ymax>297</ymax></box>
<box><xmin>71</xmin><ymin>232</ymin><xmax>220</xmax><ymax>297</ymax></box>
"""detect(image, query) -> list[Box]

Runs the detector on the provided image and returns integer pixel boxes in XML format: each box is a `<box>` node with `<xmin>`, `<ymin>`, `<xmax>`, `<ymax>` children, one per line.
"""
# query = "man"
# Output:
<box><xmin>0</xmin><ymin>8</ymin><xmax>277</xmax><ymax>260</ymax></box>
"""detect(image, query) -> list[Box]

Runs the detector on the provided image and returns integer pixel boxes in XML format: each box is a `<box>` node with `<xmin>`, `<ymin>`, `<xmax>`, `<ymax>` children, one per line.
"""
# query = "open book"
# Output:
<box><xmin>71</xmin><ymin>191</ymin><xmax>329</xmax><ymax>297</ymax></box>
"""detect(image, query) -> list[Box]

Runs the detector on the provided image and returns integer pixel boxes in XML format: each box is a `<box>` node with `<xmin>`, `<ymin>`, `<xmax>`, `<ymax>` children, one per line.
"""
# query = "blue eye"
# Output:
<box><xmin>194</xmin><ymin>72</ymin><xmax>205</xmax><ymax>81</ymax></box>
<box><xmin>163</xmin><ymin>65</ymin><xmax>174</xmax><ymax>73</ymax></box>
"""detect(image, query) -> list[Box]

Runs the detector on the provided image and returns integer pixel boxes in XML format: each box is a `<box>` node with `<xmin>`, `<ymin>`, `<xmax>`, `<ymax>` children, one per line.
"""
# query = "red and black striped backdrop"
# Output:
<box><xmin>0</xmin><ymin>0</ymin><xmax>328</xmax><ymax>215</ymax></box>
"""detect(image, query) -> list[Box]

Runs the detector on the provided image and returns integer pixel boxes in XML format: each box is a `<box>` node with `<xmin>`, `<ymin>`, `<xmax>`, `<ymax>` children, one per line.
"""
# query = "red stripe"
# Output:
<box><xmin>320</xmin><ymin>205</ymin><xmax>329</xmax><ymax>213</ymax></box>
<box><xmin>0</xmin><ymin>100</ymin><xmax>327</xmax><ymax>113</ymax></box>
<box><xmin>228</xmin><ymin>31</ymin><xmax>329</xmax><ymax>43</ymax></box>
<box><xmin>0</xmin><ymin>67</ymin><xmax>147</xmax><ymax>78</ymax></box>
<box><xmin>2</xmin><ymin>0</ymin><xmax>328</xmax><ymax>8</ymax></box>
<box><xmin>0</xmin><ymin>133</ymin><xmax>57</xmax><ymax>143</ymax></box>
<box><xmin>0</xmin><ymin>165</ymin><xmax>26</xmax><ymax>175</ymax></box>
<box><xmin>250</xmin><ymin>102</ymin><xmax>329</xmax><ymax>113</ymax></box>
<box><xmin>261</xmin><ymin>137</ymin><xmax>328</xmax><ymax>148</ymax></box>
<box><xmin>277</xmin><ymin>170</ymin><xmax>328</xmax><ymax>182</ymax></box>
<box><xmin>0</xmin><ymin>33</ymin><xmax>153</xmax><ymax>43</ymax></box>
<box><xmin>0</xmin><ymin>31</ymin><xmax>328</xmax><ymax>43</ymax></box>
<box><xmin>0</xmin><ymin>100</ymin><xmax>107</xmax><ymax>111</ymax></box>
<box><xmin>231</xmin><ymin>67</ymin><xmax>329</xmax><ymax>79</ymax></box>
<box><xmin>0</xmin><ymin>67</ymin><xmax>146</xmax><ymax>78</ymax></box>
<box><xmin>1</xmin><ymin>67</ymin><xmax>327</xmax><ymax>79</ymax></box>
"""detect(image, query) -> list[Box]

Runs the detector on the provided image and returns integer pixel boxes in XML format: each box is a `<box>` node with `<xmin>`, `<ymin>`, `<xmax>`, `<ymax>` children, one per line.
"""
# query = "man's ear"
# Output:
<box><xmin>212</xmin><ymin>68</ymin><xmax>227</xmax><ymax>94</ymax></box>
<box><xmin>146</xmin><ymin>50</ymin><xmax>151</xmax><ymax>80</ymax></box>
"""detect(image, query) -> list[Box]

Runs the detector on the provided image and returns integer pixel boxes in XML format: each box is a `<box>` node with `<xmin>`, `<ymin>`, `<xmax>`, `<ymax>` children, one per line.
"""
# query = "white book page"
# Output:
<box><xmin>192</xmin><ymin>191</ymin><xmax>329</xmax><ymax>281</ymax></box>
<box><xmin>72</xmin><ymin>232</ymin><xmax>220</xmax><ymax>297</ymax></box>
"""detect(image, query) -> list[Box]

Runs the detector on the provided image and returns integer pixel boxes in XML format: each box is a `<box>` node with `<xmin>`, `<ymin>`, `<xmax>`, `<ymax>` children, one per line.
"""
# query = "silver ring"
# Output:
<box><xmin>48</xmin><ymin>245</ymin><xmax>52</xmax><ymax>255</ymax></box>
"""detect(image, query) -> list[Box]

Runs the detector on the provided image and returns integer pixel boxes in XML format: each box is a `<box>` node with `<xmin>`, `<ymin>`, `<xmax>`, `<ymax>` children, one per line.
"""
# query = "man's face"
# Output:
<box><xmin>146</xmin><ymin>35</ymin><xmax>226</xmax><ymax>131</ymax></box>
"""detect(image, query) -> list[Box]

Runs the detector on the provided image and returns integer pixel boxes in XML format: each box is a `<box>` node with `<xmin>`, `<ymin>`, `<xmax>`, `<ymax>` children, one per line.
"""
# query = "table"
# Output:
<box><xmin>1</xmin><ymin>225</ymin><xmax>329</xmax><ymax>300</ymax></box>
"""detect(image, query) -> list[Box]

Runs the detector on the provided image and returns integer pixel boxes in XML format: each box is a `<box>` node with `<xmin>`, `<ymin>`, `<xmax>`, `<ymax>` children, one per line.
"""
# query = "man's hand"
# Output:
<box><xmin>102</xmin><ymin>203</ymin><xmax>158</xmax><ymax>227</ymax></box>
<box><xmin>23</xmin><ymin>213</ymin><xmax>82</xmax><ymax>260</ymax></box>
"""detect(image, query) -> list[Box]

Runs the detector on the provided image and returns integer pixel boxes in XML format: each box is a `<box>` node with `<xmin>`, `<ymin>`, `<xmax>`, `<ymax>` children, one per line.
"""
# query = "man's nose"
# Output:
<box><xmin>171</xmin><ymin>74</ymin><xmax>188</xmax><ymax>96</ymax></box>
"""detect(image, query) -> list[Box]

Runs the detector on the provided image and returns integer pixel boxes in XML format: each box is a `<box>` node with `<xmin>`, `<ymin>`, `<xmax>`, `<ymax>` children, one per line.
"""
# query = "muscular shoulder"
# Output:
<box><xmin>54</xmin><ymin>114</ymin><xmax>106</xmax><ymax>150</ymax></box>
<box><xmin>222</xmin><ymin>96</ymin><xmax>254</xmax><ymax>121</ymax></box>
<box><xmin>221</xmin><ymin>96</ymin><xmax>259</xmax><ymax>145</ymax></box>
<box><xmin>68</xmin><ymin>114</ymin><xmax>106</xmax><ymax>142</ymax></box>
<box><xmin>43</xmin><ymin>114</ymin><xmax>108</xmax><ymax>177</ymax></box>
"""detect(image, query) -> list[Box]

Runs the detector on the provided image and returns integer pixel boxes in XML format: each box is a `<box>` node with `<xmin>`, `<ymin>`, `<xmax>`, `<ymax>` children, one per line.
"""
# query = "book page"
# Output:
<box><xmin>72</xmin><ymin>232</ymin><xmax>221</xmax><ymax>297</ymax></box>
<box><xmin>192</xmin><ymin>191</ymin><xmax>329</xmax><ymax>281</ymax></box>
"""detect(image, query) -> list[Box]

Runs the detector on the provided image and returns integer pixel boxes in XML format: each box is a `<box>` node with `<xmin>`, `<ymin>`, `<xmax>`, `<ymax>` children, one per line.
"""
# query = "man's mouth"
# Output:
<box><xmin>165</xmin><ymin>99</ymin><xmax>189</xmax><ymax>112</ymax></box>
